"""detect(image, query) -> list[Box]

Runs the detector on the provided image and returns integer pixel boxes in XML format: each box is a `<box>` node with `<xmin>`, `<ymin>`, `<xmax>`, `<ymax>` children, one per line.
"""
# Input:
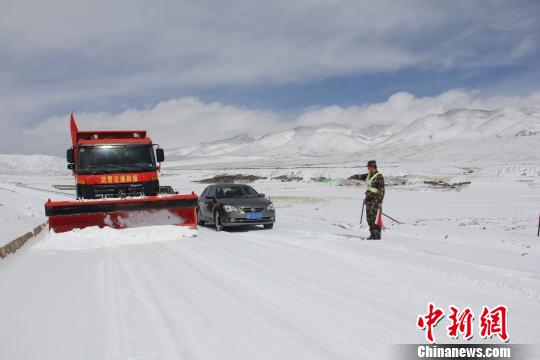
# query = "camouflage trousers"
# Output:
<box><xmin>365</xmin><ymin>202</ymin><xmax>381</xmax><ymax>239</ymax></box>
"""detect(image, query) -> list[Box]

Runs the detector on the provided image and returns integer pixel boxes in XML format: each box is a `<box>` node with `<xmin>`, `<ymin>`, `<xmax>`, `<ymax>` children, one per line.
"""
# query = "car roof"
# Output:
<box><xmin>214</xmin><ymin>183</ymin><xmax>251</xmax><ymax>187</ymax></box>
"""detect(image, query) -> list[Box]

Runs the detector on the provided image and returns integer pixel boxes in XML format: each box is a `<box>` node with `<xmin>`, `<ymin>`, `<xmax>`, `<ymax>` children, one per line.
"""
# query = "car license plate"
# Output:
<box><xmin>246</xmin><ymin>212</ymin><xmax>262</xmax><ymax>220</ymax></box>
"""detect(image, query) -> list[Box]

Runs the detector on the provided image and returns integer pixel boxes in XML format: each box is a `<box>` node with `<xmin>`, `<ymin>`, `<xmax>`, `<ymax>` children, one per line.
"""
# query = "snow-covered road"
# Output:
<box><xmin>1</xmin><ymin>170</ymin><xmax>539</xmax><ymax>360</ymax></box>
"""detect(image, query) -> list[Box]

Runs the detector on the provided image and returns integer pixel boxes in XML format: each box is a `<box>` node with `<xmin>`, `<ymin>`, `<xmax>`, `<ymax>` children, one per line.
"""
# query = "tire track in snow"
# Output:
<box><xmin>161</xmin><ymin>233</ymin><xmax>400</xmax><ymax>352</ymax></box>
<box><xmin>125</xmin><ymin>244</ymin><xmax>277</xmax><ymax>360</ymax></box>
<box><xmin>194</xmin><ymin>226</ymin><xmax>540</xmax><ymax>343</ymax></box>
<box><xmin>225</xmin><ymin>227</ymin><xmax>540</xmax><ymax>306</ymax></box>
<box><xmin>112</xmin><ymin>248</ymin><xmax>195</xmax><ymax>360</ymax></box>
<box><xmin>194</xmin><ymin>230</ymin><xmax>405</xmax><ymax>340</ymax></box>
<box><xmin>103</xmin><ymin>250</ymin><xmax>130</xmax><ymax>360</ymax></box>
<box><xmin>150</xmin><ymin>239</ymin><xmax>365</xmax><ymax>359</ymax></box>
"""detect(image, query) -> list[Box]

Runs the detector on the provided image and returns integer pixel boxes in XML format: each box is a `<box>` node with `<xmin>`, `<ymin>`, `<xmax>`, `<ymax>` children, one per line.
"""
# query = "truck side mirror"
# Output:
<box><xmin>156</xmin><ymin>148</ymin><xmax>165</xmax><ymax>162</ymax></box>
<box><xmin>66</xmin><ymin>148</ymin><xmax>74</xmax><ymax>163</ymax></box>
<box><xmin>67</xmin><ymin>163</ymin><xmax>75</xmax><ymax>170</ymax></box>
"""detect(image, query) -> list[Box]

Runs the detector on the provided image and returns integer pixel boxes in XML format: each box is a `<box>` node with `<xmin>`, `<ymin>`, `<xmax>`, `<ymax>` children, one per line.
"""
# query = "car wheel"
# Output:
<box><xmin>264</xmin><ymin>224</ymin><xmax>274</xmax><ymax>229</ymax></box>
<box><xmin>214</xmin><ymin>212</ymin><xmax>223</xmax><ymax>232</ymax></box>
<box><xmin>197</xmin><ymin>208</ymin><xmax>205</xmax><ymax>226</ymax></box>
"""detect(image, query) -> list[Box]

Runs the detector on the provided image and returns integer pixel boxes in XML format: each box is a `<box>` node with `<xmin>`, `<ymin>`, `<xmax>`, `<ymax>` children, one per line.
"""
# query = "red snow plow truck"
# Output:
<box><xmin>45</xmin><ymin>114</ymin><xmax>198</xmax><ymax>233</ymax></box>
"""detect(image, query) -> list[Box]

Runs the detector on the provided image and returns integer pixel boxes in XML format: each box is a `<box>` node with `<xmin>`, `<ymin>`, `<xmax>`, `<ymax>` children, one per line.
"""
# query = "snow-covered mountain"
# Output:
<box><xmin>383</xmin><ymin>108</ymin><xmax>540</xmax><ymax>145</ymax></box>
<box><xmin>168</xmin><ymin>134</ymin><xmax>257</xmax><ymax>157</ymax></box>
<box><xmin>0</xmin><ymin>154</ymin><xmax>67</xmax><ymax>175</ymax></box>
<box><xmin>169</xmin><ymin>124</ymin><xmax>371</xmax><ymax>158</ymax></box>
<box><xmin>168</xmin><ymin>108</ymin><xmax>540</xmax><ymax>161</ymax></box>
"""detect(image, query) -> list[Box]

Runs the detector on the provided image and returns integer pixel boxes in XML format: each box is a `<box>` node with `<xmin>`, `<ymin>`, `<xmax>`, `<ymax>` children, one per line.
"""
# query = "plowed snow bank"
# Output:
<box><xmin>32</xmin><ymin>225</ymin><xmax>197</xmax><ymax>251</ymax></box>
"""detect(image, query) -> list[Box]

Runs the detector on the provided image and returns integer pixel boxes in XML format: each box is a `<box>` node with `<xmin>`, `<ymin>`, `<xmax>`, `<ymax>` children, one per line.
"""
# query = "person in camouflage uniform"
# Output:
<box><xmin>350</xmin><ymin>160</ymin><xmax>385</xmax><ymax>240</ymax></box>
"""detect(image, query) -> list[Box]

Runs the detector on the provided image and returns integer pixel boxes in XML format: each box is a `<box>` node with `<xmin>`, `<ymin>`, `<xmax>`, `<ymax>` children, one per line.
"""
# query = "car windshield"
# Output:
<box><xmin>78</xmin><ymin>145</ymin><xmax>156</xmax><ymax>174</ymax></box>
<box><xmin>216</xmin><ymin>185</ymin><xmax>260</xmax><ymax>198</ymax></box>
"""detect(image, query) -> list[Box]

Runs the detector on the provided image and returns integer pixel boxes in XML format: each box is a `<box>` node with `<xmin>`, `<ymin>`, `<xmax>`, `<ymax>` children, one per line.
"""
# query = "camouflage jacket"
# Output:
<box><xmin>350</xmin><ymin>171</ymin><xmax>385</xmax><ymax>204</ymax></box>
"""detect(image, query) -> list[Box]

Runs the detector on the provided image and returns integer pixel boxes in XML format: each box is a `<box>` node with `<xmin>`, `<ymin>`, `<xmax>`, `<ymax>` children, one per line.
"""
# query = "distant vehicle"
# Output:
<box><xmin>197</xmin><ymin>184</ymin><xmax>275</xmax><ymax>231</ymax></box>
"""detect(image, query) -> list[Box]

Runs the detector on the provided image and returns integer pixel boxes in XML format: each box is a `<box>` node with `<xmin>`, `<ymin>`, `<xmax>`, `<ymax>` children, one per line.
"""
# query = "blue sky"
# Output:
<box><xmin>197</xmin><ymin>63</ymin><xmax>540</xmax><ymax>111</ymax></box>
<box><xmin>1</xmin><ymin>0</ymin><xmax>539</xmax><ymax>154</ymax></box>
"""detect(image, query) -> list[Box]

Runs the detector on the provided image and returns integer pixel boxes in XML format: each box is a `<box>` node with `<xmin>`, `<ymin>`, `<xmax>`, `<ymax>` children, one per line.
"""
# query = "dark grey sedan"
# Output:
<box><xmin>197</xmin><ymin>184</ymin><xmax>275</xmax><ymax>231</ymax></box>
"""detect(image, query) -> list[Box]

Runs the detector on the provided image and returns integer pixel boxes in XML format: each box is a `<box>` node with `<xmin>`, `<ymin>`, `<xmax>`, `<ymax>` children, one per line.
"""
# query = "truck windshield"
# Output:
<box><xmin>78</xmin><ymin>145</ymin><xmax>156</xmax><ymax>174</ymax></box>
<box><xmin>216</xmin><ymin>185</ymin><xmax>260</xmax><ymax>198</ymax></box>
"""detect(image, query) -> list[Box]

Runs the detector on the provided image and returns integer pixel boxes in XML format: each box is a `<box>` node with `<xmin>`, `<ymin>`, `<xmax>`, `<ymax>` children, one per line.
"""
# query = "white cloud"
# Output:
<box><xmin>1</xmin><ymin>1</ymin><xmax>539</xmax><ymax>154</ymax></box>
<box><xmin>15</xmin><ymin>89</ymin><xmax>540</xmax><ymax>155</ymax></box>
<box><xmin>296</xmin><ymin>89</ymin><xmax>540</xmax><ymax>130</ymax></box>
<box><xmin>1</xmin><ymin>1</ymin><xmax>538</xmax><ymax>110</ymax></box>
<box><xmin>20</xmin><ymin>97</ymin><xmax>283</xmax><ymax>155</ymax></box>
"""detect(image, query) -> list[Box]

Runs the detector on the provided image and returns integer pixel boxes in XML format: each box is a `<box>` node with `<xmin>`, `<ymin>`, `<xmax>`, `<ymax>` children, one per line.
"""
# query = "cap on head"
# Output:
<box><xmin>366</xmin><ymin>160</ymin><xmax>377</xmax><ymax>168</ymax></box>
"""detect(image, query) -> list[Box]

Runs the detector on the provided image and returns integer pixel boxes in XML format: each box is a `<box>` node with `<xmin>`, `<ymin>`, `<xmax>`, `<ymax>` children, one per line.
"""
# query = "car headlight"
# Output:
<box><xmin>267</xmin><ymin>203</ymin><xmax>275</xmax><ymax>211</ymax></box>
<box><xmin>223</xmin><ymin>205</ymin><xmax>240</xmax><ymax>212</ymax></box>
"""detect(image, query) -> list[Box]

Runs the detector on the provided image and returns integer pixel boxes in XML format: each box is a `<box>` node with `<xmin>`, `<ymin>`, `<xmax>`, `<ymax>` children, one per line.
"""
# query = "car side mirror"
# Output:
<box><xmin>67</xmin><ymin>163</ymin><xmax>75</xmax><ymax>170</ymax></box>
<box><xmin>259</xmin><ymin>193</ymin><xmax>265</xmax><ymax>197</ymax></box>
<box><xmin>156</xmin><ymin>148</ymin><xmax>165</xmax><ymax>162</ymax></box>
<box><xmin>66</xmin><ymin>148</ymin><xmax>74</xmax><ymax>163</ymax></box>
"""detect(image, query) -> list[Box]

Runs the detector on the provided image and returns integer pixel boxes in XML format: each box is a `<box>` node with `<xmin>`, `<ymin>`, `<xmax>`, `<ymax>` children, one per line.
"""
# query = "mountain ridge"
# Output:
<box><xmin>168</xmin><ymin>107</ymin><xmax>540</xmax><ymax>160</ymax></box>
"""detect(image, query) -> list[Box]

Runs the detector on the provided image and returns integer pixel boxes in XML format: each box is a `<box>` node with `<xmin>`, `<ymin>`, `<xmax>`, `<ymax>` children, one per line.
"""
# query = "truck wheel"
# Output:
<box><xmin>77</xmin><ymin>184</ymin><xmax>94</xmax><ymax>199</ymax></box>
<box><xmin>144</xmin><ymin>180</ymin><xmax>159</xmax><ymax>196</ymax></box>
<box><xmin>214</xmin><ymin>212</ymin><xmax>223</xmax><ymax>232</ymax></box>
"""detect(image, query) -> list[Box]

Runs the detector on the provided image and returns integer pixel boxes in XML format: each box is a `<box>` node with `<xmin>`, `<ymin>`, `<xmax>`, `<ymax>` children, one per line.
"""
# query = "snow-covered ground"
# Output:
<box><xmin>0</xmin><ymin>156</ymin><xmax>539</xmax><ymax>359</ymax></box>
<box><xmin>0</xmin><ymin>178</ymin><xmax>59</xmax><ymax>245</ymax></box>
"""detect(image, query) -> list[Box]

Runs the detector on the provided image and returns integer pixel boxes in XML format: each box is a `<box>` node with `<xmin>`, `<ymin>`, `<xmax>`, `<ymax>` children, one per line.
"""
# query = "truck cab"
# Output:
<box><xmin>66</xmin><ymin>119</ymin><xmax>166</xmax><ymax>199</ymax></box>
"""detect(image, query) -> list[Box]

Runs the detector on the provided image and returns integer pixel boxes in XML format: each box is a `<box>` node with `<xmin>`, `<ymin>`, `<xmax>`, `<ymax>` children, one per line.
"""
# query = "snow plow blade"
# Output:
<box><xmin>45</xmin><ymin>194</ymin><xmax>198</xmax><ymax>233</ymax></box>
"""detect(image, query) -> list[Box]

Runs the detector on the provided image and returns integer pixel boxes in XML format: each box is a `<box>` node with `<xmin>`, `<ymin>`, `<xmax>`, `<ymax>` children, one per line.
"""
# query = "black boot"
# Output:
<box><xmin>372</xmin><ymin>226</ymin><xmax>381</xmax><ymax>240</ymax></box>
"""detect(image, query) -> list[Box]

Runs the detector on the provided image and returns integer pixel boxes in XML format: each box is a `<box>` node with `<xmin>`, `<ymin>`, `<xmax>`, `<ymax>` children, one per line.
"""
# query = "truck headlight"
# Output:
<box><xmin>267</xmin><ymin>203</ymin><xmax>275</xmax><ymax>211</ymax></box>
<box><xmin>223</xmin><ymin>205</ymin><xmax>240</xmax><ymax>212</ymax></box>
